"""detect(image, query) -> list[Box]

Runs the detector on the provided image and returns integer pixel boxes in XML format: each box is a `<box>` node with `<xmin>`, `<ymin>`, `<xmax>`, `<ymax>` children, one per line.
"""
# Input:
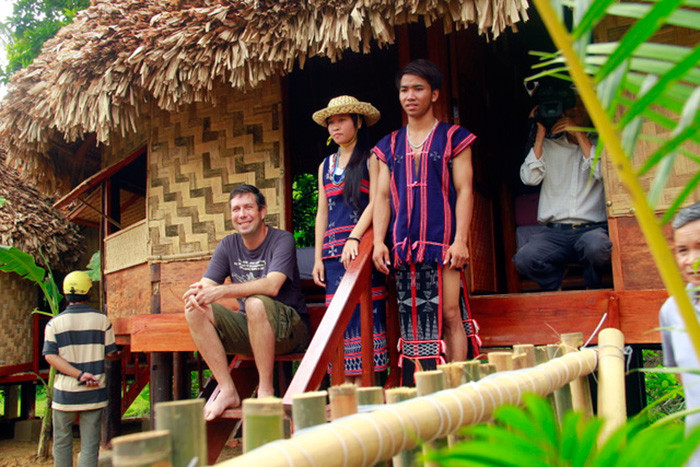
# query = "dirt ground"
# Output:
<box><xmin>0</xmin><ymin>436</ymin><xmax>241</xmax><ymax>465</ymax></box>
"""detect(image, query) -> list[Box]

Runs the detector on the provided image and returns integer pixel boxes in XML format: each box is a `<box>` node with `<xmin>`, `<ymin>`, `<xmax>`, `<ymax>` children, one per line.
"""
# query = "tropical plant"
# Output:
<box><xmin>0</xmin><ymin>0</ymin><xmax>90</xmax><ymax>81</ymax></box>
<box><xmin>292</xmin><ymin>172</ymin><xmax>318</xmax><ymax>248</ymax></box>
<box><xmin>0</xmin><ymin>245</ymin><xmax>62</xmax><ymax>457</ymax></box>
<box><xmin>529</xmin><ymin>0</ymin><xmax>700</xmax><ymax>362</ymax></box>
<box><xmin>425</xmin><ymin>393</ymin><xmax>700</xmax><ymax>466</ymax></box>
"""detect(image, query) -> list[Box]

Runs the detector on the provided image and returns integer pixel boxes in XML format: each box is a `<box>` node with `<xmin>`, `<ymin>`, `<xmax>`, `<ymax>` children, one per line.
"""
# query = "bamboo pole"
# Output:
<box><xmin>478</xmin><ymin>363</ymin><xmax>496</xmax><ymax>379</ymax></box>
<box><xmin>488</xmin><ymin>351</ymin><xmax>514</xmax><ymax>372</ymax></box>
<box><xmin>513</xmin><ymin>344</ymin><xmax>536</xmax><ymax>368</ymax></box>
<box><xmin>416</xmin><ymin>370</ymin><xmax>448</xmax><ymax>463</ymax></box>
<box><xmin>329</xmin><ymin>383</ymin><xmax>358</xmax><ymax>421</ymax></box>
<box><xmin>438</xmin><ymin>363</ymin><xmax>467</xmax><ymax>388</ymax></box>
<box><xmin>221</xmin><ymin>349</ymin><xmax>598</xmax><ymax>466</ymax></box>
<box><xmin>597</xmin><ymin>328</ymin><xmax>627</xmax><ymax>444</ymax></box>
<box><xmin>112</xmin><ymin>430</ymin><xmax>172</xmax><ymax>467</ymax></box>
<box><xmin>242</xmin><ymin>397</ymin><xmax>284</xmax><ymax>454</ymax></box>
<box><xmin>386</xmin><ymin>387</ymin><xmax>418</xmax><ymax>467</ymax></box>
<box><xmin>560</xmin><ymin>333</ymin><xmax>594</xmax><ymax>418</ymax></box>
<box><xmin>292</xmin><ymin>391</ymin><xmax>328</xmax><ymax>431</ymax></box>
<box><xmin>357</xmin><ymin>387</ymin><xmax>384</xmax><ymax>406</ymax></box>
<box><xmin>154</xmin><ymin>399</ymin><xmax>206</xmax><ymax>467</ymax></box>
<box><xmin>546</xmin><ymin>344</ymin><xmax>573</xmax><ymax>423</ymax></box>
<box><xmin>457</xmin><ymin>360</ymin><xmax>480</xmax><ymax>382</ymax></box>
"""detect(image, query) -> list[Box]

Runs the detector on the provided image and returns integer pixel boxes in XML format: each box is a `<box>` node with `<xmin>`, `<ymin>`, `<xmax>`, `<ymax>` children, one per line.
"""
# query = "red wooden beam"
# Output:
<box><xmin>283</xmin><ymin>229</ymin><xmax>375</xmax><ymax>405</ymax></box>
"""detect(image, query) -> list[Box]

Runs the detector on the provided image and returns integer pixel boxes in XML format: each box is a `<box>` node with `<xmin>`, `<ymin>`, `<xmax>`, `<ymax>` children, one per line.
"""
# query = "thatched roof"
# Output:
<box><xmin>0</xmin><ymin>151</ymin><xmax>83</xmax><ymax>268</ymax></box>
<box><xmin>0</xmin><ymin>0</ymin><xmax>528</xmax><ymax>177</ymax></box>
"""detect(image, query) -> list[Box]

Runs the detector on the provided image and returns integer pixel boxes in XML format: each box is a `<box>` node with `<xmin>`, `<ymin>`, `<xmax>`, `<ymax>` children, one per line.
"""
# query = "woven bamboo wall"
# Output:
<box><xmin>594</xmin><ymin>19</ymin><xmax>700</xmax><ymax>217</ymax></box>
<box><xmin>148</xmin><ymin>76</ymin><xmax>286</xmax><ymax>258</ymax></box>
<box><xmin>0</xmin><ymin>273</ymin><xmax>36</xmax><ymax>367</ymax></box>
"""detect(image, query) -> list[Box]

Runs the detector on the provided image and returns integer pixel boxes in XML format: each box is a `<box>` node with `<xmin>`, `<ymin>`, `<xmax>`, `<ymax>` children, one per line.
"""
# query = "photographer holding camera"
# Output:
<box><xmin>513</xmin><ymin>83</ymin><xmax>612</xmax><ymax>291</ymax></box>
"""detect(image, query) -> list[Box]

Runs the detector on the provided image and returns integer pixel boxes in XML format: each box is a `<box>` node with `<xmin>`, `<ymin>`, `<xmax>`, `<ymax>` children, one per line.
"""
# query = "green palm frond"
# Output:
<box><xmin>426</xmin><ymin>394</ymin><xmax>700</xmax><ymax>467</ymax></box>
<box><xmin>530</xmin><ymin>0</ymin><xmax>700</xmax><ymax>362</ymax></box>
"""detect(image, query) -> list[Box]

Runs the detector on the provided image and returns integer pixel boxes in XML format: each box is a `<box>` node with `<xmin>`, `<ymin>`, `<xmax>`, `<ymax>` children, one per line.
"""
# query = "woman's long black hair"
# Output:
<box><xmin>341</xmin><ymin>114</ymin><xmax>371</xmax><ymax>210</ymax></box>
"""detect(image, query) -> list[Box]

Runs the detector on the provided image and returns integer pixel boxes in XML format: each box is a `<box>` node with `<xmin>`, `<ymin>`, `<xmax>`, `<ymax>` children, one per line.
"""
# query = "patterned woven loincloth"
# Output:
<box><xmin>395</xmin><ymin>263</ymin><xmax>480</xmax><ymax>371</ymax></box>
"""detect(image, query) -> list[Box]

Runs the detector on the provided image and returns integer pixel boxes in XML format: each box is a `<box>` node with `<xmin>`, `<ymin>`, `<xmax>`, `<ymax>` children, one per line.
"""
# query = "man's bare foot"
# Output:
<box><xmin>204</xmin><ymin>389</ymin><xmax>240</xmax><ymax>421</ymax></box>
<box><xmin>257</xmin><ymin>386</ymin><xmax>275</xmax><ymax>398</ymax></box>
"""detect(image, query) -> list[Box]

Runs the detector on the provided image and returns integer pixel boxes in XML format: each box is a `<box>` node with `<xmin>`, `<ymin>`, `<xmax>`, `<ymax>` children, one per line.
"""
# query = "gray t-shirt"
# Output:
<box><xmin>204</xmin><ymin>227</ymin><xmax>308</xmax><ymax>317</ymax></box>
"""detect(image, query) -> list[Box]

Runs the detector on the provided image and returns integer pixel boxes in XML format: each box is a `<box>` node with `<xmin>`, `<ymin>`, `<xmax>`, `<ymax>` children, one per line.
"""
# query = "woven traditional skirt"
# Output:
<box><xmin>324</xmin><ymin>259</ymin><xmax>388</xmax><ymax>375</ymax></box>
<box><xmin>395</xmin><ymin>263</ymin><xmax>480</xmax><ymax>378</ymax></box>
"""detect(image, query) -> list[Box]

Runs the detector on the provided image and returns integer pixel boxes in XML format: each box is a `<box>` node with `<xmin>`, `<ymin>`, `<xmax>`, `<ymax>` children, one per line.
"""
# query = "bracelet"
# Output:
<box><xmin>77</xmin><ymin>371</ymin><xmax>85</xmax><ymax>381</ymax></box>
<box><xmin>346</xmin><ymin>236</ymin><xmax>361</xmax><ymax>243</ymax></box>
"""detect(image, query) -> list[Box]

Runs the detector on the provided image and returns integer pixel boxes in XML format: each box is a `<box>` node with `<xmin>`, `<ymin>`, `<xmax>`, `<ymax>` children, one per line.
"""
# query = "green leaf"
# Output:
<box><xmin>620</xmin><ymin>45</ymin><xmax>700</xmax><ymax>127</ymax></box>
<box><xmin>662</xmin><ymin>173</ymin><xmax>700</xmax><ymax>224</ymax></box>
<box><xmin>606</xmin><ymin>3</ymin><xmax>700</xmax><ymax>30</ymax></box>
<box><xmin>0</xmin><ymin>244</ymin><xmax>46</xmax><ymax>284</ymax></box>
<box><xmin>596</xmin><ymin>0</ymin><xmax>687</xmax><ymax>81</ymax></box>
<box><xmin>571</xmin><ymin>0</ymin><xmax>617</xmax><ymax>40</ymax></box>
<box><xmin>85</xmin><ymin>251</ymin><xmax>101</xmax><ymax>282</ymax></box>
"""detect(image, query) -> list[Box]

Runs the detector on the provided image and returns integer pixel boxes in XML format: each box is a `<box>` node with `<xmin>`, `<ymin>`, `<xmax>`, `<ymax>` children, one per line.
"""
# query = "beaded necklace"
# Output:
<box><xmin>407</xmin><ymin>119</ymin><xmax>439</xmax><ymax>150</ymax></box>
<box><xmin>332</xmin><ymin>149</ymin><xmax>345</xmax><ymax>184</ymax></box>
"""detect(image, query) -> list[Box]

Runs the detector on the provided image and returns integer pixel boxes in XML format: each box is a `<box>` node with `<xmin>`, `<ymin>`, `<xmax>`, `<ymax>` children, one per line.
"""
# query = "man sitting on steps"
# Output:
<box><xmin>183</xmin><ymin>183</ymin><xmax>310</xmax><ymax>421</ymax></box>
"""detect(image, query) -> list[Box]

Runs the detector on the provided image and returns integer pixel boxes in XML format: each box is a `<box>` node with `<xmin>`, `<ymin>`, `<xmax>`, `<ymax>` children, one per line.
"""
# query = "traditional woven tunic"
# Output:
<box><xmin>374</xmin><ymin>123</ymin><xmax>480</xmax><ymax>372</ymax></box>
<box><xmin>321</xmin><ymin>152</ymin><xmax>388</xmax><ymax>375</ymax></box>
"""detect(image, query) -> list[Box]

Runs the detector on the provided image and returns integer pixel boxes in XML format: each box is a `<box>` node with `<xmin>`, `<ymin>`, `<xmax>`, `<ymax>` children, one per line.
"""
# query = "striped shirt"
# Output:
<box><xmin>42</xmin><ymin>304</ymin><xmax>117</xmax><ymax>411</ymax></box>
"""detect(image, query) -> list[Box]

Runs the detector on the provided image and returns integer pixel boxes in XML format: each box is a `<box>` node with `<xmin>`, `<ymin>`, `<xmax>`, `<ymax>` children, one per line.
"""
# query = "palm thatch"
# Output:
<box><xmin>0</xmin><ymin>151</ymin><xmax>83</xmax><ymax>268</ymax></box>
<box><xmin>0</xmin><ymin>0</ymin><xmax>528</xmax><ymax>178</ymax></box>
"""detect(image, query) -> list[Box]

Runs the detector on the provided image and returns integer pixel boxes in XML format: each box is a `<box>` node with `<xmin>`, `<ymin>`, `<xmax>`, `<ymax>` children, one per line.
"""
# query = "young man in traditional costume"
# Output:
<box><xmin>372</xmin><ymin>59</ymin><xmax>480</xmax><ymax>378</ymax></box>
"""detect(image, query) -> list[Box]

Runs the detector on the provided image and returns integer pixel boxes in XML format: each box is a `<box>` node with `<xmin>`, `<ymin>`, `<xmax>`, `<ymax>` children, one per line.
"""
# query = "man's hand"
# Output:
<box><xmin>373</xmin><ymin>242</ymin><xmax>391</xmax><ymax>274</ymax></box>
<box><xmin>183</xmin><ymin>282</ymin><xmax>220</xmax><ymax>307</ymax></box>
<box><xmin>443</xmin><ymin>241</ymin><xmax>470</xmax><ymax>270</ymax></box>
<box><xmin>78</xmin><ymin>371</ymin><xmax>101</xmax><ymax>387</ymax></box>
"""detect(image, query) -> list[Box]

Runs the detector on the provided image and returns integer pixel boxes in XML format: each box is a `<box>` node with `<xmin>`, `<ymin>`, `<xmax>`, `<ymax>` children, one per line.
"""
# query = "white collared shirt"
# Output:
<box><xmin>520</xmin><ymin>134</ymin><xmax>606</xmax><ymax>224</ymax></box>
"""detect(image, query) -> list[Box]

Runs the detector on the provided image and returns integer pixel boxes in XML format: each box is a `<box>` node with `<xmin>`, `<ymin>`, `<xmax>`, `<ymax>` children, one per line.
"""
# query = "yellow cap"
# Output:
<box><xmin>63</xmin><ymin>271</ymin><xmax>92</xmax><ymax>295</ymax></box>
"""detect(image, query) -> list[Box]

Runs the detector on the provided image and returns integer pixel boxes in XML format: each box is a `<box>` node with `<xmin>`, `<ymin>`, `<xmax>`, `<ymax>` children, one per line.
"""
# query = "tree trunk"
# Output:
<box><xmin>36</xmin><ymin>367</ymin><xmax>56</xmax><ymax>458</ymax></box>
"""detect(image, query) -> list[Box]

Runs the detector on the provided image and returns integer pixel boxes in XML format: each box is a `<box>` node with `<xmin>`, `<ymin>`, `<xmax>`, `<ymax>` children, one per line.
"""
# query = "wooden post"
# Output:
<box><xmin>3</xmin><ymin>384</ymin><xmax>19</xmax><ymax>419</ymax></box>
<box><xmin>20</xmin><ymin>382</ymin><xmax>36</xmax><ymax>419</ymax></box>
<box><xmin>560</xmin><ymin>333</ymin><xmax>594</xmax><ymax>418</ymax></box>
<box><xmin>597</xmin><ymin>328</ymin><xmax>627</xmax><ymax>444</ymax></box>
<box><xmin>112</xmin><ymin>430</ymin><xmax>172</xmax><ymax>467</ymax></box>
<box><xmin>150</xmin><ymin>352</ymin><xmax>173</xmax><ymax>429</ymax></box>
<box><xmin>487</xmin><ymin>351</ymin><xmax>514</xmax><ymax>372</ymax></box>
<box><xmin>103</xmin><ymin>355</ymin><xmax>122</xmax><ymax>446</ymax></box>
<box><xmin>357</xmin><ymin>387</ymin><xmax>384</xmax><ymax>406</ymax></box>
<box><xmin>243</xmin><ymin>397</ymin><xmax>285</xmax><ymax>453</ymax></box>
<box><xmin>546</xmin><ymin>344</ymin><xmax>573</xmax><ymax>423</ymax></box>
<box><xmin>386</xmin><ymin>387</ymin><xmax>418</xmax><ymax>467</ymax></box>
<box><xmin>328</xmin><ymin>384</ymin><xmax>358</xmax><ymax>421</ymax></box>
<box><xmin>457</xmin><ymin>361</ymin><xmax>480</xmax><ymax>382</ymax></box>
<box><xmin>292</xmin><ymin>391</ymin><xmax>328</xmax><ymax>431</ymax></box>
<box><xmin>154</xmin><ymin>399</ymin><xmax>207</xmax><ymax>467</ymax></box>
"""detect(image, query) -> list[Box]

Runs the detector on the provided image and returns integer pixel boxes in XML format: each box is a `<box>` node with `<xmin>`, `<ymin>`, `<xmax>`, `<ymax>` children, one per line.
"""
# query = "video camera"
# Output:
<box><xmin>526</xmin><ymin>80</ymin><xmax>577</xmax><ymax>137</ymax></box>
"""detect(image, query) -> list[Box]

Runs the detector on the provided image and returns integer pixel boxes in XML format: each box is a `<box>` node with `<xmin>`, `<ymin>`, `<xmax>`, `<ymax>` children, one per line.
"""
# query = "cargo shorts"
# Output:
<box><xmin>212</xmin><ymin>294</ymin><xmax>309</xmax><ymax>355</ymax></box>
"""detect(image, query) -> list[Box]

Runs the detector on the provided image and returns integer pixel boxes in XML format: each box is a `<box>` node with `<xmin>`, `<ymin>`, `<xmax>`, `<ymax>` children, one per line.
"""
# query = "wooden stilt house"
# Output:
<box><xmin>0</xmin><ymin>0</ymin><xmax>697</xmax><ymax>456</ymax></box>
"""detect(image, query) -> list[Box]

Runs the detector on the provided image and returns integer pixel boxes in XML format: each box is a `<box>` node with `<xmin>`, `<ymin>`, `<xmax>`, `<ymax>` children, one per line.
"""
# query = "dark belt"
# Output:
<box><xmin>546</xmin><ymin>222</ymin><xmax>606</xmax><ymax>230</ymax></box>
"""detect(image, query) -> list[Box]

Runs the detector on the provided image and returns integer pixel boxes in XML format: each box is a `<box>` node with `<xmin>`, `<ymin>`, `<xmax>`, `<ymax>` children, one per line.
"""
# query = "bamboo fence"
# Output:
<box><xmin>221</xmin><ymin>345</ymin><xmax>601</xmax><ymax>466</ymax></box>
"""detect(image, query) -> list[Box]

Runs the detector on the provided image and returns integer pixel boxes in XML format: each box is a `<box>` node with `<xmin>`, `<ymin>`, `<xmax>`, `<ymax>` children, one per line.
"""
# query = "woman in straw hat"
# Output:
<box><xmin>311</xmin><ymin>95</ymin><xmax>388</xmax><ymax>383</ymax></box>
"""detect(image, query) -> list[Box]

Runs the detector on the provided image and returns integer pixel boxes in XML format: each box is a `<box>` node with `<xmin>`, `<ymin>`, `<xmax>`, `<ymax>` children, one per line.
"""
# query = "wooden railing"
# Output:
<box><xmin>283</xmin><ymin>227</ymin><xmax>399</xmax><ymax>405</ymax></box>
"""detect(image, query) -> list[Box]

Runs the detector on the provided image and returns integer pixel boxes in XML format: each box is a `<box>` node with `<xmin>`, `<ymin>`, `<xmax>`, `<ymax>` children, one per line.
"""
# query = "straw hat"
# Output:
<box><xmin>312</xmin><ymin>95</ymin><xmax>381</xmax><ymax>127</ymax></box>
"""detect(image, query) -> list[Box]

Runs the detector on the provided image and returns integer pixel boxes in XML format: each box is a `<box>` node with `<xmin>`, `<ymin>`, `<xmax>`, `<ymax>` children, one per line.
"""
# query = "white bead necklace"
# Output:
<box><xmin>407</xmin><ymin>119</ymin><xmax>439</xmax><ymax>149</ymax></box>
